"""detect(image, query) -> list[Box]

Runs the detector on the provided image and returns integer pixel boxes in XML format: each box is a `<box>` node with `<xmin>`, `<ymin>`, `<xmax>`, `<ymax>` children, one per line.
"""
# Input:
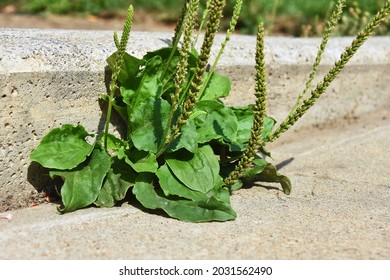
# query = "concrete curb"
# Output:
<box><xmin>0</xmin><ymin>29</ymin><xmax>389</xmax><ymax>212</ymax></box>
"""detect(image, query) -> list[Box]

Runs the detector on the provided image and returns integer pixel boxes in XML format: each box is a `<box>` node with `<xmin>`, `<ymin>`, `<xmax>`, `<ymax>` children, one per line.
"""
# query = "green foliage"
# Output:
<box><xmin>133</xmin><ymin>173</ymin><xmax>236</xmax><ymax>222</ymax></box>
<box><xmin>290</xmin><ymin>0</ymin><xmax>345</xmax><ymax>114</ymax></box>
<box><xmin>165</xmin><ymin>145</ymin><xmax>220</xmax><ymax>193</ymax></box>
<box><xmin>3</xmin><ymin>0</ymin><xmax>388</xmax><ymax>36</ymax></box>
<box><xmin>228</xmin><ymin>0</ymin><xmax>389</xmax><ymax>36</ymax></box>
<box><xmin>30</xmin><ymin>124</ymin><xmax>94</xmax><ymax>170</ymax></box>
<box><xmin>30</xmin><ymin>0</ymin><xmax>389</xmax><ymax>222</ymax></box>
<box><xmin>50</xmin><ymin>144</ymin><xmax>111</xmax><ymax>213</ymax></box>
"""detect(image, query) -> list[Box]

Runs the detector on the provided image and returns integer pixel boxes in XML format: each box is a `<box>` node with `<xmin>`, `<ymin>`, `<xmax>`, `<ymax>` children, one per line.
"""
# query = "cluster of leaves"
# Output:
<box><xmin>30</xmin><ymin>0</ymin><xmax>389</xmax><ymax>222</ymax></box>
<box><xmin>30</xmin><ymin>0</ymin><xmax>291</xmax><ymax>222</ymax></box>
<box><xmin>30</xmin><ymin>44</ymin><xmax>289</xmax><ymax>222</ymax></box>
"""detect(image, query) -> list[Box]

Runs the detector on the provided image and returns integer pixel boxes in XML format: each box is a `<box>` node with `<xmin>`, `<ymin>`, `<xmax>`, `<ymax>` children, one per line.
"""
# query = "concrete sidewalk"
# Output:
<box><xmin>1</xmin><ymin>108</ymin><xmax>389</xmax><ymax>259</ymax></box>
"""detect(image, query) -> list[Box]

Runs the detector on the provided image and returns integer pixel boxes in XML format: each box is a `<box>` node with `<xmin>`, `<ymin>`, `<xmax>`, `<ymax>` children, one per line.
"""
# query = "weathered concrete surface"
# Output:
<box><xmin>0</xmin><ymin>107</ymin><xmax>389</xmax><ymax>259</ymax></box>
<box><xmin>1</xmin><ymin>29</ymin><xmax>389</xmax><ymax>212</ymax></box>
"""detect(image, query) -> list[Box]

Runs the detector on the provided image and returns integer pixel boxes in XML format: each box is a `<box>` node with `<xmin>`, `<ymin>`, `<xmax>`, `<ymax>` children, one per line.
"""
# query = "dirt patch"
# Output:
<box><xmin>0</xmin><ymin>11</ymin><xmax>174</xmax><ymax>32</ymax></box>
<box><xmin>0</xmin><ymin>189</ymin><xmax>46</xmax><ymax>212</ymax></box>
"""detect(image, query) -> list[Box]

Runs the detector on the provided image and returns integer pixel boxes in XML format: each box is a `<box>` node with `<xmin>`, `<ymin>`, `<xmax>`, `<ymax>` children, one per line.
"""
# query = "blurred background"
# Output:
<box><xmin>0</xmin><ymin>0</ymin><xmax>389</xmax><ymax>36</ymax></box>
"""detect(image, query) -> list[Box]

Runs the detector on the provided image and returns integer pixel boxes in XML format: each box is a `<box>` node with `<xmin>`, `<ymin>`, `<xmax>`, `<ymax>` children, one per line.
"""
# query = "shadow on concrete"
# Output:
<box><xmin>27</xmin><ymin>161</ymin><xmax>63</xmax><ymax>202</ymax></box>
<box><xmin>276</xmin><ymin>157</ymin><xmax>294</xmax><ymax>170</ymax></box>
<box><xmin>27</xmin><ymin>161</ymin><xmax>51</xmax><ymax>193</ymax></box>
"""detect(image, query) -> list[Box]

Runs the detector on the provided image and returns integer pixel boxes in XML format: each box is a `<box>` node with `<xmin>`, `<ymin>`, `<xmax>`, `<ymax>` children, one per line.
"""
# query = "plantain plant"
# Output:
<box><xmin>30</xmin><ymin>0</ymin><xmax>390</xmax><ymax>222</ymax></box>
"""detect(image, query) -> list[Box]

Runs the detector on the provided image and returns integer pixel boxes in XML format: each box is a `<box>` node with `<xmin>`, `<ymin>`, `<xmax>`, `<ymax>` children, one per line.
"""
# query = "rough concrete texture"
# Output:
<box><xmin>0</xmin><ymin>29</ymin><xmax>389</xmax><ymax>258</ymax></box>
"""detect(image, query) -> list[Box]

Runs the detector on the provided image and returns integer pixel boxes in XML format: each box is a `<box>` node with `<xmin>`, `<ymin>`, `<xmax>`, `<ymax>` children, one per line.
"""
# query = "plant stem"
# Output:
<box><xmin>161</xmin><ymin>0</ymin><xmax>190</xmax><ymax>82</ymax></box>
<box><xmin>194</xmin><ymin>0</ymin><xmax>212</xmax><ymax>45</ymax></box>
<box><xmin>288</xmin><ymin>0</ymin><xmax>345</xmax><ymax>116</ymax></box>
<box><xmin>225</xmin><ymin>22</ymin><xmax>267</xmax><ymax>187</ymax></box>
<box><xmin>169</xmin><ymin>0</ymin><xmax>226</xmax><ymax>145</ymax></box>
<box><xmin>265</xmin><ymin>0</ymin><xmax>390</xmax><ymax>144</ymax></box>
<box><xmin>172</xmin><ymin>0</ymin><xmax>190</xmax><ymax>45</ymax></box>
<box><xmin>157</xmin><ymin>0</ymin><xmax>199</xmax><ymax>157</ymax></box>
<box><xmin>199</xmin><ymin>0</ymin><xmax>243</xmax><ymax>100</ymax></box>
<box><xmin>104</xmin><ymin>5</ymin><xmax>133</xmax><ymax>150</ymax></box>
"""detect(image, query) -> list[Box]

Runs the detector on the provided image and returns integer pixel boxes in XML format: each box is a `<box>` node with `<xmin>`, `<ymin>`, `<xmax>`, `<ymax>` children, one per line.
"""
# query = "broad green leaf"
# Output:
<box><xmin>130</xmin><ymin>97</ymin><xmax>170</xmax><ymax>153</ymax></box>
<box><xmin>165</xmin><ymin>145</ymin><xmax>219</xmax><ymax>193</ymax></box>
<box><xmin>143</xmin><ymin>48</ymin><xmax>198</xmax><ymax>101</ymax></box>
<box><xmin>106</xmin><ymin>51</ymin><xmax>143</xmax><ymax>85</ymax></box>
<box><xmin>230</xmin><ymin>181</ymin><xmax>243</xmax><ymax>191</ymax></box>
<box><xmin>133</xmin><ymin>173</ymin><xmax>236</xmax><ymax>222</ymax></box>
<box><xmin>124</xmin><ymin>150</ymin><xmax>158</xmax><ymax>173</ymax></box>
<box><xmin>157</xmin><ymin>164</ymin><xmax>230</xmax><ymax>204</ymax></box>
<box><xmin>165</xmin><ymin>119</ymin><xmax>198</xmax><ymax>153</ymax></box>
<box><xmin>99</xmin><ymin>133</ymin><xmax>126</xmax><ymax>153</ymax></box>
<box><xmin>50</xmin><ymin>145</ymin><xmax>111</xmax><ymax>213</ymax></box>
<box><xmin>204</xmin><ymin>175</ymin><xmax>232</xmax><ymax>204</ymax></box>
<box><xmin>243</xmin><ymin>157</ymin><xmax>269</xmax><ymax>180</ymax></box>
<box><xmin>144</xmin><ymin>48</ymin><xmax>181</xmax><ymax>89</ymax></box>
<box><xmin>143</xmin><ymin>47</ymin><xmax>198</xmax><ymax>84</ymax></box>
<box><xmin>229</xmin><ymin>157</ymin><xmax>269</xmax><ymax>191</ymax></box>
<box><xmin>157</xmin><ymin>164</ymin><xmax>206</xmax><ymax>201</ymax></box>
<box><xmin>100</xmin><ymin>95</ymin><xmax>129</xmax><ymax>126</ymax></box>
<box><xmin>231</xmin><ymin>106</ymin><xmax>276</xmax><ymax>145</ymax></box>
<box><xmin>30</xmin><ymin>124</ymin><xmax>94</xmax><ymax>170</ymax></box>
<box><xmin>231</xmin><ymin>106</ymin><xmax>254</xmax><ymax>147</ymax></box>
<box><xmin>255</xmin><ymin>162</ymin><xmax>292</xmax><ymax>195</ymax></box>
<box><xmin>189</xmin><ymin>110</ymin><xmax>207</xmax><ymax>120</ymax></box>
<box><xmin>95</xmin><ymin>157</ymin><xmax>136</xmax><ymax>208</ymax></box>
<box><xmin>143</xmin><ymin>47</ymin><xmax>178</xmax><ymax>61</ymax></box>
<box><xmin>114</xmin><ymin>139</ymin><xmax>158</xmax><ymax>173</ymax></box>
<box><xmin>143</xmin><ymin>47</ymin><xmax>198</xmax><ymax>67</ymax></box>
<box><xmin>262</xmin><ymin>116</ymin><xmax>276</xmax><ymax>140</ymax></box>
<box><xmin>194</xmin><ymin>100</ymin><xmax>238</xmax><ymax>144</ymax></box>
<box><xmin>200</xmin><ymin>72</ymin><xmax>231</xmax><ymax>100</ymax></box>
<box><xmin>122</xmin><ymin>55</ymin><xmax>163</xmax><ymax>108</ymax></box>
